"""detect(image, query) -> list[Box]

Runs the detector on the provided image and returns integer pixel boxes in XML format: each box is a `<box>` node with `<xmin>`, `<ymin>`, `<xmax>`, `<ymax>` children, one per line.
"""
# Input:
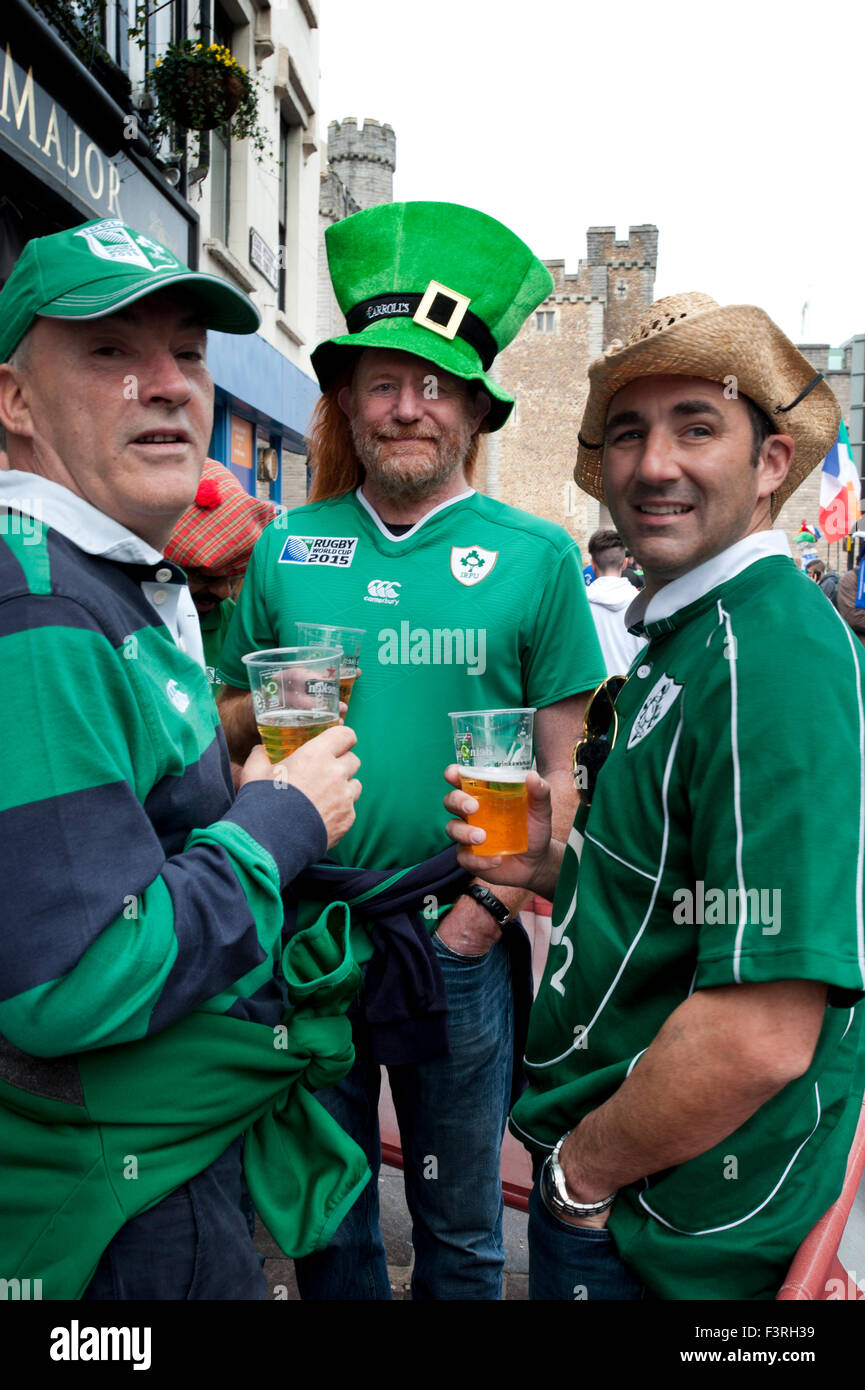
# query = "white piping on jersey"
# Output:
<box><xmin>355</xmin><ymin>486</ymin><xmax>475</xmax><ymax>541</ymax></box>
<box><xmin>626</xmin><ymin>1048</ymin><xmax>648</xmax><ymax>1077</ymax></box>
<box><xmin>583</xmin><ymin>831</ymin><xmax>657</xmax><ymax>882</ymax></box>
<box><xmin>716</xmin><ymin>601</ymin><xmax>749</xmax><ymax>985</ymax></box>
<box><xmin>512</xmin><ymin>1046</ymin><xmax>648</xmax><ymax>1154</ymax></box>
<box><xmin>638</xmin><ymin>1082</ymin><xmax>823</xmax><ymax>1235</ymax></box>
<box><xmin>686</xmin><ymin>965</ymin><xmax>698</xmax><ymax>999</ymax></box>
<box><xmin>508</xmin><ymin>1114</ymin><xmax>554</xmax><ymax>1152</ymax></box>
<box><xmin>841</xmin><ymin>1008</ymin><xmax>856</xmax><ymax>1041</ymax></box>
<box><xmin>567</xmin><ymin>825</ymin><xmax>584</xmax><ymax>857</ymax></box>
<box><xmin>526</xmin><ymin>712</ymin><xmax>684</xmax><ymax>1071</ymax></box>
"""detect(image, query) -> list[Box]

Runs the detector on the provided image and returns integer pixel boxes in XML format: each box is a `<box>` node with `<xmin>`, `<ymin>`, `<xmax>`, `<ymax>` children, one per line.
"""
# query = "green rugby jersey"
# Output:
<box><xmin>201</xmin><ymin>596</ymin><xmax>236</xmax><ymax>696</ymax></box>
<box><xmin>511</xmin><ymin>532</ymin><xmax>865</xmax><ymax>1300</ymax></box>
<box><xmin>219</xmin><ymin>488</ymin><xmax>606</xmax><ymax>870</ymax></box>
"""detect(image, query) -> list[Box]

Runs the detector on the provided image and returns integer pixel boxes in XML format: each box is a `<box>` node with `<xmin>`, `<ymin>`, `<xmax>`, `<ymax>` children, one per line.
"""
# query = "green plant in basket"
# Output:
<box><xmin>149</xmin><ymin>40</ymin><xmax>270</xmax><ymax>161</ymax></box>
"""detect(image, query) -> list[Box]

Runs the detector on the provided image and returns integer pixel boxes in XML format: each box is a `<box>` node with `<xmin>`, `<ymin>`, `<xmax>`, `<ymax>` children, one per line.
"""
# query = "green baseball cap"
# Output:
<box><xmin>311</xmin><ymin>201</ymin><xmax>554</xmax><ymax>431</ymax></box>
<box><xmin>0</xmin><ymin>217</ymin><xmax>260</xmax><ymax>361</ymax></box>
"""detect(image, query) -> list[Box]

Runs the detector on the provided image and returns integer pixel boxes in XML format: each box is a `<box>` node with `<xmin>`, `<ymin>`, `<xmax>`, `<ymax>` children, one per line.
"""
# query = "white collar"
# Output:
<box><xmin>355</xmin><ymin>485</ymin><xmax>474</xmax><ymax>541</ymax></box>
<box><xmin>0</xmin><ymin>470</ymin><xmax>204</xmax><ymax>664</ymax></box>
<box><xmin>0</xmin><ymin>470</ymin><xmax>164</xmax><ymax>563</ymax></box>
<box><xmin>627</xmin><ymin>530</ymin><xmax>792</xmax><ymax>629</ymax></box>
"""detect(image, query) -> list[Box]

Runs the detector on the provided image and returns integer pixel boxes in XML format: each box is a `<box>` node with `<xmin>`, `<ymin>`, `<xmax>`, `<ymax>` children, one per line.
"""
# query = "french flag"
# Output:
<box><xmin>819</xmin><ymin>419</ymin><xmax>862</xmax><ymax>541</ymax></box>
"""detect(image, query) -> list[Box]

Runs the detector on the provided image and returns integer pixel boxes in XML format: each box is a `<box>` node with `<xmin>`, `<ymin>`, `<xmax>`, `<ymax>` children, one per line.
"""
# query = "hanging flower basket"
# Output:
<box><xmin>149</xmin><ymin>40</ymin><xmax>269</xmax><ymax>157</ymax></box>
<box><xmin>162</xmin><ymin>64</ymin><xmax>245</xmax><ymax>131</ymax></box>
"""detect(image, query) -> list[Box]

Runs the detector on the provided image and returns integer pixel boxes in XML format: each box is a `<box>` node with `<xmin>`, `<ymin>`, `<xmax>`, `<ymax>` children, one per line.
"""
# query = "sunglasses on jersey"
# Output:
<box><xmin>573</xmin><ymin>675</ymin><xmax>627</xmax><ymax>807</ymax></box>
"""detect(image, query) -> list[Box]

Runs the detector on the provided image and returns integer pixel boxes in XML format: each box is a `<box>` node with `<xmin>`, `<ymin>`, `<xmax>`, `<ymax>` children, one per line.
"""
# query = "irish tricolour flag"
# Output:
<box><xmin>819</xmin><ymin>418</ymin><xmax>861</xmax><ymax>540</ymax></box>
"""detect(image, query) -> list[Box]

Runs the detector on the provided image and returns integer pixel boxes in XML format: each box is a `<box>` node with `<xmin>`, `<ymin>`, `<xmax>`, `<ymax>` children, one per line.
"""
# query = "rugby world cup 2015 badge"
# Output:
<box><xmin>627</xmin><ymin>673</ymin><xmax>683</xmax><ymax>749</ymax></box>
<box><xmin>278</xmin><ymin>536</ymin><xmax>358</xmax><ymax>566</ymax></box>
<box><xmin>450</xmin><ymin>546</ymin><xmax>498</xmax><ymax>587</ymax></box>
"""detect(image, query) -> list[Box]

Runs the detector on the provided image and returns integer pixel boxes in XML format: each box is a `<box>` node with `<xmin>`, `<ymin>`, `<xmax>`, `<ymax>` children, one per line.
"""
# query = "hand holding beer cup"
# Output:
<box><xmin>443</xmin><ymin>764</ymin><xmax>553</xmax><ymax>885</ymax></box>
<box><xmin>238</xmin><ymin>727</ymin><xmax>361</xmax><ymax>849</ymax></box>
<box><xmin>445</xmin><ymin>709</ymin><xmax>551</xmax><ymax>883</ymax></box>
<box><xmin>242</xmin><ymin>647</ymin><xmax>342</xmax><ymax>762</ymax></box>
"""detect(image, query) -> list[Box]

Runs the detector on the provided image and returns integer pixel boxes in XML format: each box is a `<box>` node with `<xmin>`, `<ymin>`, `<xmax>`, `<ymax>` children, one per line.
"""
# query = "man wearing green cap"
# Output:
<box><xmin>444</xmin><ymin>292</ymin><xmax>865</xmax><ymax>1300</ymax></box>
<box><xmin>217</xmin><ymin>201</ymin><xmax>606</xmax><ymax>1299</ymax></box>
<box><xmin>0</xmin><ymin>219</ymin><xmax>364</xmax><ymax>1299</ymax></box>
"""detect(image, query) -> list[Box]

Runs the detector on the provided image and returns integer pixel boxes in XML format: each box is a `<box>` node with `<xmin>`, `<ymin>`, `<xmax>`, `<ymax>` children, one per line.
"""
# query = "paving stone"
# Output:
<box><xmin>504</xmin><ymin>1272</ymin><xmax>529</xmax><ymax>1300</ymax></box>
<box><xmin>378</xmin><ymin>1168</ymin><xmax>414</xmax><ymax>1266</ymax></box>
<box><xmin>502</xmin><ymin>1204</ymin><xmax>529</xmax><ymax>1273</ymax></box>
<box><xmin>265</xmin><ymin>1257</ymin><xmax>299</xmax><ymax>1300</ymax></box>
<box><xmin>253</xmin><ymin>1218</ymin><xmax>283</xmax><ymax>1259</ymax></box>
<box><xmin>388</xmin><ymin>1263</ymin><xmax>413</xmax><ymax>1300</ymax></box>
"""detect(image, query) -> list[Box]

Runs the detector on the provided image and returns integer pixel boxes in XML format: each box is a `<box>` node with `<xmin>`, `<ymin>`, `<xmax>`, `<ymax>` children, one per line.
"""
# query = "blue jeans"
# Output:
<box><xmin>528</xmin><ymin>1178</ymin><xmax>645</xmax><ymax>1300</ymax></box>
<box><xmin>294</xmin><ymin>931</ymin><xmax>514</xmax><ymax>1300</ymax></box>
<box><xmin>81</xmin><ymin>1137</ymin><xmax>267</xmax><ymax>1301</ymax></box>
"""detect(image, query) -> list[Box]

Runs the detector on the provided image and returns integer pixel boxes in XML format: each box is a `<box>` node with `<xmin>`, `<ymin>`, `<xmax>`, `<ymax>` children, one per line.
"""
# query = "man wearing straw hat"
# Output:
<box><xmin>0</xmin><ymin>219</ymin><xmax>364</xmax><ymax>1299</ymax></box>
<box><xmin>445</xmin><ymin>292</ymin><xmax>865</xmax><ymax>1299</ymax></box>
<box><xmin>217</xmin><ymin>201</ymin><xmax>606</xmax><ymax>1299</ymax></box>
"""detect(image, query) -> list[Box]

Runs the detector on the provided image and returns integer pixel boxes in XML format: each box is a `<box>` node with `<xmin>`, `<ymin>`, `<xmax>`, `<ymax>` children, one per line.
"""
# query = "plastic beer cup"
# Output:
<box><xmin>448</xmin><ymin>708</ymin><xmax>536</xmax><ymax>856</ymax></box>
<box><xmin>294</xmin><ymin>623</ymin><xmax>366</xmax><ymax>706</ymax></box>
<box><xmin>242</xmin><ymin>646</ymin><xmax>342</xmax><ymax>763</ymax></box>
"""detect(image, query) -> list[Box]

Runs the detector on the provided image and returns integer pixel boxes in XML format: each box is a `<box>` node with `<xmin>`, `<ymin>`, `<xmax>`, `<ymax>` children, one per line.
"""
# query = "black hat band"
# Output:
<box><xmin>346</xmin><ymin>293</ymin><xmax>498</xmax><ymax>371</ymax></box>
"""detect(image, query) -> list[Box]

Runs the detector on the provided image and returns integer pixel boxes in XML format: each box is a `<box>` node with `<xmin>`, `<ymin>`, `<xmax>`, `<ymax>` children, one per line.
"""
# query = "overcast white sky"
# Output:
<box><xmin>319</xmin><ymin>0</ymin><xmax>864</xmax><ymax>347</ymax></box>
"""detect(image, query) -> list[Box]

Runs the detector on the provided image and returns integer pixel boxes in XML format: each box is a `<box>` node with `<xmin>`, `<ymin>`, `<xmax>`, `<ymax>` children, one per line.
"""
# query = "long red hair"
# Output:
<box><xmin>306</xmin><ymin>366</ymin><xmax>488</xmax><ymax>503</ymax></box>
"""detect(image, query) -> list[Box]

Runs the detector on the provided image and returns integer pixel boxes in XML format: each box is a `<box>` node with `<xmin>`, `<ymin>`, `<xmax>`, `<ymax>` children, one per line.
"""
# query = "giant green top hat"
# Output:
<box><xmin>311</xmin><ymin>201</ymin><xmax>554</xmax><ymax>431</ymax></box>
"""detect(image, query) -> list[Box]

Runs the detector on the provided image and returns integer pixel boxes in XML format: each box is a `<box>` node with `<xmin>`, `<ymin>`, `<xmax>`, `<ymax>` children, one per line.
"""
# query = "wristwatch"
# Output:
<box><xmin>541</xmin><ymin>1133</ymin><xmax>618</xmax><ymax>1219</ymax></box>
<box><xmin>465</xmin><ymin>883</ymin><xmax>511</xmax><ymax>927</ymax></box>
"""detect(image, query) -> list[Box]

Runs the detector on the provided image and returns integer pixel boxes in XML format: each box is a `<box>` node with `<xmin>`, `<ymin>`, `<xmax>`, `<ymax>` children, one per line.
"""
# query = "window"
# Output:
<box><xmin>536</xmin><ymin>311</ymin><xmax>556</xmax><ymax>333</ymax></box>
<box><xmin>210</xmin><ymin>3</ymin><xmax>233</xmax><ymax>245</ymax></box>
<box><xmin>145</xmin><ymin>0</ymin><xmax>177</xmax><ymax>75</ymax></box>
<box><xmin>828</xmin><ymin>349</ymin><xmax>845</xmax><ymax>371</ymax></box>
<box><xmin>211</xmin><ymin>129</ymin><xmax>230</xmax><ymax>243</ymax></box>
<box><xmin>278</xmin><ymin>119</ymin><xmax>289</xmax><ymax>312</ymax></box>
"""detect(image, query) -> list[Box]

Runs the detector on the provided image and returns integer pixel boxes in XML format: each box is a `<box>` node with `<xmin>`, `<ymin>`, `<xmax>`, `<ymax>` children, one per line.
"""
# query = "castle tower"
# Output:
<box><xmin>326</xmin><ymin>118</ymin><xmax>396</xmax><ymax>209</ymax></box>
<box><xmin>587</xmin><ymin>224</ymin><xmax>659</xmax><ymax>346</ymax></box>
<box><xmin>317</xmin><ymin>118</ymin><xmax>396</xmax><ymax>343</ymax></box>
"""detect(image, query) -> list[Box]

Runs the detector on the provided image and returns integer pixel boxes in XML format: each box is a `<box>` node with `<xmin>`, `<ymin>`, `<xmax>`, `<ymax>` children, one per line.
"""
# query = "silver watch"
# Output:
<box><xmin>541</xmin><ymin>1133</ymin><xmax>617</xmax><ymax>1219</ymax></box>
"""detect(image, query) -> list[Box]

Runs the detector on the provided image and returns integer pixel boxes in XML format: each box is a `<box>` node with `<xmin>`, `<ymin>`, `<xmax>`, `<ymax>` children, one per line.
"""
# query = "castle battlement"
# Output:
<box><xmin>326</xmin><ymin>118</ymin><xmax>396</xmax><ymax>211</ymax></box>
<box><xmin>327</xmin><ymin>118</ymin><xmax>397</xmax><ymax>169</ymax></box>
<box><xmin>586</xmin><ymin>225</ymin><xmax>659</xmax><ymax>266</ymax></box>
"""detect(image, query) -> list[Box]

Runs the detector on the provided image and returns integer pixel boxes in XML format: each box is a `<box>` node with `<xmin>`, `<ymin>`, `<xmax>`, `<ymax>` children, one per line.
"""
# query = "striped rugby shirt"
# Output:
<box><xmin>0</xmin><ymin>475</ymin><xmax>327</xmax><ymax>1065</ymax></box>
<box><xmin>511</xmin><ymin>531</ymin><xmax>865</xmax><ymax>1299</ymax></box>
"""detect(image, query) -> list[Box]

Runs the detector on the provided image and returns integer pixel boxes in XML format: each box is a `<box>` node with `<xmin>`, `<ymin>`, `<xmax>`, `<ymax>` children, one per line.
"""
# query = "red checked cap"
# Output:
<box><xmin>165</xmin><ymin>458</ymin><xmax>275</xmax><ymax>575</ymax></box>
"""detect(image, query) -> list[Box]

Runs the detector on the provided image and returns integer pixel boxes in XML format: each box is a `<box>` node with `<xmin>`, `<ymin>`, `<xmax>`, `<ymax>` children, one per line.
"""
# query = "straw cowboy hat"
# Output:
<box><xmin>575</xmin><ymin>292</ymin><xmax>841</xmax><ymax>514</ymax></box>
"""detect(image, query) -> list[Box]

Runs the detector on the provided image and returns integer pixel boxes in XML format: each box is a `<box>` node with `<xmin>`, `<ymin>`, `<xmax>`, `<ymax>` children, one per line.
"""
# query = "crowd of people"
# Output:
<box><xmin>0</xmin><ymin>204</ymin><xmax>863</xmax><ymax>1304</ymax></box>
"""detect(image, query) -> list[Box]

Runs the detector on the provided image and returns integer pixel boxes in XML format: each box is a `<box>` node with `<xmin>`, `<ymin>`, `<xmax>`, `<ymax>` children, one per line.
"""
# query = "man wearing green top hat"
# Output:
<box><xmin>217</xmin><ymin>201</ymin><xmax>606</xmax><ymax>1299</ymax></box>
<box><xmin>444</xmin><ymin>292</ymin><xmax>865</xmax><ymax>1299</ymax></box>
<box><xmin>0</xmin><ymin>218</ymin><xmax>364</xmax><ymax>1299</ymax></box>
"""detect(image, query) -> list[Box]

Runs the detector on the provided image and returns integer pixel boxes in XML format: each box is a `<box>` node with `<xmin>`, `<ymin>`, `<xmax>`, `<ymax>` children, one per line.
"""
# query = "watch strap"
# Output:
<box><xmin>541</xmin><ymin>1134</ymin><xmax>618</xmax><ymax>1218</ymax></box>
<box><xmin>465</xmin><ymin>883</ymin><xmax>510</xmax><ymax>926</ymax></box>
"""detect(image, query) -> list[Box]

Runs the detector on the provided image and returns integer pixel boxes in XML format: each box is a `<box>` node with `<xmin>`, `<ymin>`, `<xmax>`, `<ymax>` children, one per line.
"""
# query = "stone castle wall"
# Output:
<box><xmin>494</xmin><ymin>225</ymin><xmax>659</xmax><ymax>556</ymax></box>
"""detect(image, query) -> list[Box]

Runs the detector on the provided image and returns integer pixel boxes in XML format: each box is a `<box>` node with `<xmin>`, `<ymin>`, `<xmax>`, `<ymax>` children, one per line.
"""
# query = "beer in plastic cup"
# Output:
<box><xmin>295</xmin><ymin>623</ymin><xmax>366</xmax><ymax>706</ymax></box>
<box><xmin>448</xmin><ymin>708</ymin><xmax>536</xmax><ymax>856</ymax></box>
<box><xmin>242</xmin><ymin>646</ymin><xmax>342</xmax><ymax>763</ymax></box>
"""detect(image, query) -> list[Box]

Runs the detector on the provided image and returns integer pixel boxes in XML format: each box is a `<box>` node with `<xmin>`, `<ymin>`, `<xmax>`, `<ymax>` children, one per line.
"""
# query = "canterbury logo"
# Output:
<box><xmin>368</xmin><ymin>580</ymin><xmax>401</xmax><ymax>600</ymax></box>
